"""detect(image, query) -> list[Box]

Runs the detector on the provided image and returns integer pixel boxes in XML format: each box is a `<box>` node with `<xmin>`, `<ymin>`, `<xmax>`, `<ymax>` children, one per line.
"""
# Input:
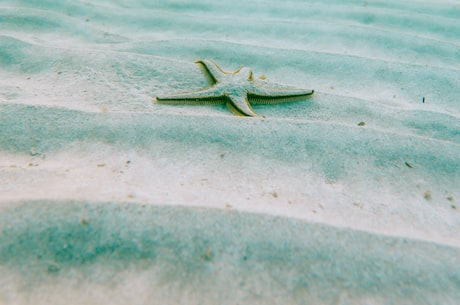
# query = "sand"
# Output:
<box><xmin>1</xmin><ymin>0</ymin><xmax>459</xmax><ymax>304</ymax></box>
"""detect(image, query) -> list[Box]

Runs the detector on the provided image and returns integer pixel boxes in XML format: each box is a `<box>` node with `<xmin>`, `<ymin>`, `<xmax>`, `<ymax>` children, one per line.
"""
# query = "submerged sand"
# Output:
<box><xmin>1</xmin><ymin>0</ymin><xmax>459</xmax><ymax>304</ymax></box>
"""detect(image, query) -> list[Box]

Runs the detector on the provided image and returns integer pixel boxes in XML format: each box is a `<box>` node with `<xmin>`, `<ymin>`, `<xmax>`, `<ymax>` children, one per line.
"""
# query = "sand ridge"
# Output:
<box><xmin>1</xmin><ymin>0</ymin><xmax>459</xmax><ymax>304</ymax></box>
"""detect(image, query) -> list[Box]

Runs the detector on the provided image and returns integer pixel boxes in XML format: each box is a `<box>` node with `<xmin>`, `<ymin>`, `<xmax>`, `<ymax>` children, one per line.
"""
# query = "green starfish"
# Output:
<box><xmin>154</xmin><ymin>59</ymin><xmax>314</xmax><ymax>117</ymax></box>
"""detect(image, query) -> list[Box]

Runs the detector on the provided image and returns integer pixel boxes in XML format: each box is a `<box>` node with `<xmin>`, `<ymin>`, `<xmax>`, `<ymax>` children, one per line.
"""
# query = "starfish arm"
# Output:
<box><xmin>155</xmin><ymin>87</ymin><xmax>225</xmax><ymax>105</ymax></box>
<box><xmin>248</xmin><ymin>84</ymin><xmax>314</xmax><ymax>104</ymax></box>
<box><xmin>195</xmin><ymin>59</ymin><xmax>227</xmax><ymax>83</ymax></box>
<box><xmin>226</xmin><ymin>94</ymin><xmax>260</xmax><ymax>117</ymax></box>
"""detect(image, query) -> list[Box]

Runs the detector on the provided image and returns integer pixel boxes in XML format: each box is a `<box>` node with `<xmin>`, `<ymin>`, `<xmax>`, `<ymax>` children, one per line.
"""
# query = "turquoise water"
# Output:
<box><xmin>1</xmin><ymin>201</ymin><xmax>459</xmax><ymax>304</ymax></box>
<box><xmin>1</xmin><ymin>0</ymin><xmax>459</xmax><ymax>304</ymax></box>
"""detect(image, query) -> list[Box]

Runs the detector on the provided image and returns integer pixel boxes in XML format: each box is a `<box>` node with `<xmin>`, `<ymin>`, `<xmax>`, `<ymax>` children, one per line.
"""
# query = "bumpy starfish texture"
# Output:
<box><xmin>155</xmin><ymin>59</ymin><xmax>314</xmax><ymax>117</ymax></box>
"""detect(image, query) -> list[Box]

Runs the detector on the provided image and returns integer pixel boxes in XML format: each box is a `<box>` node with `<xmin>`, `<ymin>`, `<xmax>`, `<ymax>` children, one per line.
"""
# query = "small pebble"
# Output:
<box><xmin>424</xmin><ymin>191</ymin><xmax>432</xmax><ymax>201</ymax></box>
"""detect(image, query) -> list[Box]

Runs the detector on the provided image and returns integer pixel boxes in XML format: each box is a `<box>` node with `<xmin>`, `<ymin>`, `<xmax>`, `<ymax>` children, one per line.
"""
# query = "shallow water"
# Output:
<box><xmin>1</xmin><ymin>201</ymin><xmax>459</xmax><ymax>305</ymax></box>
<box><xmin>1</xmin><ymin>0</ymin><xmax>459</xmax><ymax>304</ymax></box>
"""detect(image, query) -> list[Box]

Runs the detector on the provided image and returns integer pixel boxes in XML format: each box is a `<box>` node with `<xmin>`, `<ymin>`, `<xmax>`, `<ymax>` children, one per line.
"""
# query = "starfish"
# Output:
<box><xmin>154</xmin><ymin>59</ymin><xmax>314</xmax><ymax>117</ymax></box>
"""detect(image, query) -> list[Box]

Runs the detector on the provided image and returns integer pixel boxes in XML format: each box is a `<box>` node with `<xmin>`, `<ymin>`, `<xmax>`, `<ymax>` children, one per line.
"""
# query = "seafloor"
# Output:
<box><xmin>0</xmin><ymin>0</ymin><xmax>459</xmax><ymax>304</ymax></box>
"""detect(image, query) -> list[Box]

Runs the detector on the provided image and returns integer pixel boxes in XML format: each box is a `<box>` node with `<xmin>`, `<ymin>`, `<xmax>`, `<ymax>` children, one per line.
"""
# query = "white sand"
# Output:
<box><xmin>1</xmin><ymin>0</ymin><xmax>459</xmax><ymax>304</ymax></box>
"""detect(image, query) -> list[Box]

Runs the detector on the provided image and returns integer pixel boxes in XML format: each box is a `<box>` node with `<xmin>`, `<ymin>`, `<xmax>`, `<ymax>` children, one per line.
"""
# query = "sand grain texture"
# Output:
<box><xmin>1</xmin><ymin>0</ymin><xmax>459</xmax><ymax>304</ymax></box>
